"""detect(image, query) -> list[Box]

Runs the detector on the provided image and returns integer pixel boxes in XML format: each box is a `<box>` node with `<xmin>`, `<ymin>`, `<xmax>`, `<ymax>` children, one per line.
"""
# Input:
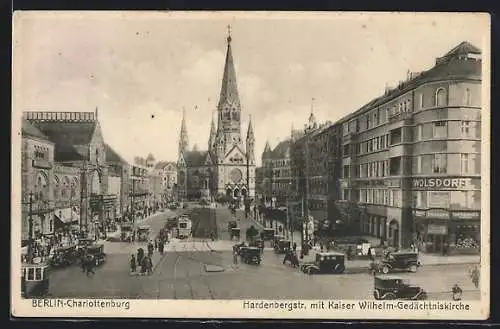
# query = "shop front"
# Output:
<box><xmin>413</xmin><ymin>208</ymin><xmax>480</xmax><ymax>255</ymax></box>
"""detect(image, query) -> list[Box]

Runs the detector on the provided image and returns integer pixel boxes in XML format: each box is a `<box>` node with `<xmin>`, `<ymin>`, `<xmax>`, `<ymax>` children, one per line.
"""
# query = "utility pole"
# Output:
<box><xmin>27</xmin><ymin>192</ymin><xmax>34</xmax><ymax>263</ymax></box>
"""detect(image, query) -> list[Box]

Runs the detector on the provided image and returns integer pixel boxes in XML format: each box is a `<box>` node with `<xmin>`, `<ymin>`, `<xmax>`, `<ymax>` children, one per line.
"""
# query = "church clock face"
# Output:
<box><xmin>230</xmin><ymin>168</ymin><xmax>243</xmax><ymax>183</ymax></box>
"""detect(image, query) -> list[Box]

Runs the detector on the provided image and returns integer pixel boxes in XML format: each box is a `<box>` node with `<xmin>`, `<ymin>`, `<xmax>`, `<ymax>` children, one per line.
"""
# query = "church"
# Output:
<box><xmin>177</xmin><ymin>29</ymin><xmax>256</xmax><ymax>201</ymax></box>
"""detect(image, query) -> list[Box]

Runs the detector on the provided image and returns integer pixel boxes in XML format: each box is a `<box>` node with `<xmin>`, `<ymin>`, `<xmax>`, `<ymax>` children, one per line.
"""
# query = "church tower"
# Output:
<box><xmin>178</xmin><ymin>107</ymin><xmax>189</xmax><ymax>157</ymax></box>
<box><xmin>208</xmin><ymin>110</ymin><xmax>217</xmax><ymax>152</ymax></box>
<box><xmin>215</xmin><ymin>26</ymin><xmax>243</xmax><ymax>152</ymax></box>
<box><xmin>246</xmin><ymin>115</ymin><xmax>255</xmax><ymax>165</ymax></box>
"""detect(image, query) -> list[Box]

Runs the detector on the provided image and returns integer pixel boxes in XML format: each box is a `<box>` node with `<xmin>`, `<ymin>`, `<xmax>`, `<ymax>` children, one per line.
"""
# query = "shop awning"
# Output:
<box><xmin>54</xmin><ymin>208</ymin><xmax>78</xmax><ymax>224</ymax></box>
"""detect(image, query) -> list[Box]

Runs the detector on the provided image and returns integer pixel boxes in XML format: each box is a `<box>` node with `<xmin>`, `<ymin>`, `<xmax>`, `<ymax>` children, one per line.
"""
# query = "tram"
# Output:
<box><xmin>176</xmin><ymin>215</ymin><xmax>192</xmax><ymax>239</ymax></box>
<box><xmin>21</xmin><ymin>262</ymin><xmax>50</xmax><ymax>298</ymax></box>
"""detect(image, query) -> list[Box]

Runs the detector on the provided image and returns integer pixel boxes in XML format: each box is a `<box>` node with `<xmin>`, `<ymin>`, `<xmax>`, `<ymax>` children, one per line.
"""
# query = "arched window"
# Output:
<box><xmin>465</xmin><ymin>88</ymin><xmax>472</xmax><ymax>106</ymax></box>
<box><xmin>419</xmin><ymin>93</ymin><xmax>424</xmax><ymax>109</ymax></box>
<box><xmin>71</xmin><ymin>177</ymin><xmax>78</xmax><ymax>198</ymax></box>
<box><xmin>91</xmin><ymin>171</ymin><xmax>101</xmax><ymax>195</ymax></box>
<box><xmin>36</xmin><ymin>172</ymin><xmax>49</xmax><ymax>201</ymax></box>
<box><xmin>435</xmin><ymin>88</ymin><xmax>447</xmax><ymax>107</ymax></box>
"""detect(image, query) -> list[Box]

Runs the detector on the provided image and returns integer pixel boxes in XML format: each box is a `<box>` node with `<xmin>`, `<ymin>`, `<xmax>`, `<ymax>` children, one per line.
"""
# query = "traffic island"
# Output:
<box><xmin>204</xmin><ymin>264</ymin><xmax>225</xmax><ymax>273</ymax></box>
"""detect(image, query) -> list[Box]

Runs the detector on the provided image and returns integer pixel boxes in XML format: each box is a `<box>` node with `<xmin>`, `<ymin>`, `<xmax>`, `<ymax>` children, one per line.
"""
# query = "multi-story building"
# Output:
<box><xmin>261</xmin><ymin>139</ymin><xmax>292</xmax><ymax>207</ymax></box>
<box><xmin>153</xmin><ymin>161</ymin><xmax>177</xmax><ymax>201</ymax></box>
<box><xmin>336</xmin><ymin>41</ymin><xmax>481</xmax><ymax>252</ymax></box>
<box><xmin>105</xmin><ymin>143</ymin><xmax>129</xmax><ymax>220</ymax></box>
<box><xmin>21</xmin><ymin>120</ymin><xmax>56</xmax><ymax>241</ymax></box>
<box><xmin>22</xmin><ymin>110</ymin><xmax>114</xmax><ymax>238</ymax></box>
<box><xmin>290</xmin><ymin>112</ymin><xmax>342</xmax><ymax>237</ymax></box>
<box><xmin>255</xmin><ymin>167</ymin><xmax>265</xmax><ymax>200</ymax></box>
<box><xmin>128</xmin><ymin>163</ymin><xmax>150</xmax><ymax>218</ymax></box>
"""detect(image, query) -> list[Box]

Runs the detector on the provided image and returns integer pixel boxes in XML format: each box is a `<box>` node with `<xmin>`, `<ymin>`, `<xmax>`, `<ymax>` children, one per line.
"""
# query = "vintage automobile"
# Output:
<box><xmin>334</xmin><ymin>237</ymin><xmax>371</xmax><ymax>258</ymax></box>
<box><xmin>301</xmin><ymin>251</ymin><xmax>346</xmax><ymax>275</ymax></box>
<box><xmin>273</xmin><ymin>234</ymin><xmax>285</xmax><ymax>247</ymax></box>
<box><xmin>274</xmin><ymin>239</ymin><xmax>291</xmax><ymax>254</ymax></box>
<box><xmin>249</xmin><ymin>238</ymin><xmax>264</xmax><ymax>249</ymax></box>
<box><xmin>200</xmin><ymin>198</ymin><xmax>210</xmax><ymax>206</ymax></box>
<box><xmin>120</xmin><ymin>224</ymin><xmax>133</xmax><ymax>242</ymax></box>
<box><xmin>230</xmin><ymin>227</ymin><xmax>241</xmax><ymax>240</ymax></box>
<box><xmin>137</xmin><ymin>225</ymin><xmax>151</xmax><ymax>242</ymax></box>
<box><xmin>262</xmin><ymin>228</ymin><xmax>275</xmax><ymax>241</ymax></box>
<box><xmin>240</xmin><ymin>246</ymin><xmax>261</xmax><ymax>265</ymax></box>
<box><xmin>76</xmin><ymin>238</ymin><xmax>95</xmax><ymax>257</ymax></box>
<box><xmin>50</xmin><ymin>245</ymin><xmax>78</xmax><ymax>267</ymax></box>
<box><xmin>376</xmin><ymin>251</ymin><xmax>421</xmax><ymax>274</ymax></box>
<box><xmin>21</xmin><ymin>262</ymin><xmax>50</xmax><ymax>298</ymax></box>
<box><xmin>373</xmin><ymin>275</ymin><xmax>427</xmax><ymax>300</ymax></box>
<box><xmin>86</xmin><ymin>244</ymin><xmax>106</xmax><ymax>266</ymax></box>
<box><xmin>165</xmin><ymin>217</ymin><xmax>178</xmax><ymax>230</ymax></box>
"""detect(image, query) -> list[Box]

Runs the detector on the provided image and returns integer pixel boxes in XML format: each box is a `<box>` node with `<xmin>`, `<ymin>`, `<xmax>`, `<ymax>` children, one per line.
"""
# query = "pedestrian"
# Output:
<box><xmin>130</xmin><ymin>254</ymin><xmax>137</xmax><ymax>273</ymax></box>
<box><xmin>85</xmin><ymin>254</ymin><xmax>95</xmax><ymax>276</ymax></box>
<box><xmin>233</xmin><ymin>249</ymin><xmax>238</xmax><ymax>265</ymax></box>
<box><xmin>368</xmin><ymin>247</ymin><xmax>375</xmax><ymax>262</ymax></box>
<box><xmin>292</xmin><ymin>242</ymin><xmax>297</xmax><ymax>252</ymax></box>
<box><xmin>147</xmin><ymin>241</ymin><xmax>154</xmax><ymax>258</ymax></box>
<box><xmin>452</xmin><ymin>284</ymin><xmax>463</xmax><ymax>301</ymax></box>
<box><xmin>154</xmin><ymin>239</ymin><xmax>158</xmax><ymax>250</ymax></box>
<box><xmin>470</xmin><ymin>265</ymin><xmax>480</xmax><ymax>288</ymax></box>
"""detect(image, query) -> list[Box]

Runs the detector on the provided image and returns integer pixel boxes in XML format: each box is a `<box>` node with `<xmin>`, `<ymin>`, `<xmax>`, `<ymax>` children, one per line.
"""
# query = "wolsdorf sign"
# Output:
<box><xmin>412</xmin><ymin>177</ymin><xmax>471</xmax><ymax>190</ymax></box>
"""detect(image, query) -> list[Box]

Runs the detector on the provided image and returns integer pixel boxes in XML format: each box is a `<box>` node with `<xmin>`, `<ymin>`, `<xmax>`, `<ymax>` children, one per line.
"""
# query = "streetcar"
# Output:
<box><xmin>176</xmin><ymin>215</ymin><xmax>192</xmax><ymax>239</ymax></box>
<box><xmin>21</xmin><ymin>262</ymin><xmax>50</xmax><ymax>298</ymax></box>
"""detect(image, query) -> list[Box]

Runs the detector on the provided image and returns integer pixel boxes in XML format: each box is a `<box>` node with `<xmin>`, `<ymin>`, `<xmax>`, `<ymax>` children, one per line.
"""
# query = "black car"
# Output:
<box><xmin>50</xmin><ymin>245</ymin><xmax>77</xmax><ymax>267</ymax></box>
<box><xmin>240</xmin><ymin>246</ymin><xmax>261</xmax><ymax>265</ymax></box>
<box><xmin>373</xmin><ymin>275</ymin><xmax>427</xmax><ymax>300</ymax></box>
<box><xmin>376</xmin><ymin>251</ymin><xmax>421</xmax><ymax>274</ymax></box>
<box><xmin>86</xmin><ymin>244</ymin><xmax>106</xmax><ymax>266</ymax></box>
<box><xmin>301</xmin><ymin>252</ymin><xmax>346</xmax><ymax>274</ymax></box>
<box><xmin>274</xmin><ymin>239</ymin><xmax>291</xmax><ymax>254</ymax></box>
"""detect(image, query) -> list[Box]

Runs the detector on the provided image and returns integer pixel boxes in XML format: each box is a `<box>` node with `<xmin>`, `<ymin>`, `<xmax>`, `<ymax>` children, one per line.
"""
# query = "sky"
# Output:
<box><xmin>13</xmin><ymin>12</ymin><xmax>488</xmax><ymax>166</ymax></box>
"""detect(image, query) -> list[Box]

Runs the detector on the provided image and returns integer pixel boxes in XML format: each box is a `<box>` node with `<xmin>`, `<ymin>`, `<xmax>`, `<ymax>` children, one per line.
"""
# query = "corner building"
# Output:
<box><xmin>337</xmin><ymin>41</ymin><xmax>481</xmax><ymax>253</ymax></box>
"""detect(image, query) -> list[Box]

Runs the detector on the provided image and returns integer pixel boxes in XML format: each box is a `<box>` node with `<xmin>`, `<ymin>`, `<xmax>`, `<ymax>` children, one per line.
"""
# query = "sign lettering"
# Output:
<box><xmin>412</xmin><ymin>177</ymin><xmax>471</xmax><ymax>190</ymax></box>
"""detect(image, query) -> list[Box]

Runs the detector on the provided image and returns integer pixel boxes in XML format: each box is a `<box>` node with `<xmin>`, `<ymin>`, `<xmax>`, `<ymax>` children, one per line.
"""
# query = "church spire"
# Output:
<box><xmin>178</xmin><ymin>107</ymin><xmax>189</xmax><ymax>156</ymax></box>
<box><xmin>208</xmin><ymin>110</ymin><xmax>216</xmax><ymax>151</ymax></box>
<box><xmin>246</xmin><ymin>114</ymin><xmax>254</xmax><ymax>140</ymax></box>
<box><xmin>218</xmin><ymin>25</ymin><xmax>240</xmax><ymax>108</ymax></box>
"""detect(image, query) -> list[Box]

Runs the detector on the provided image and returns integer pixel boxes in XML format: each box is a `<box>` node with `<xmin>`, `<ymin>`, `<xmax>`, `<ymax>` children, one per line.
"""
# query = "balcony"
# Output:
<box><xmin>389</xmin><ymin>111</ymin><xmax>413</xmax><ymax>124</ymax></box>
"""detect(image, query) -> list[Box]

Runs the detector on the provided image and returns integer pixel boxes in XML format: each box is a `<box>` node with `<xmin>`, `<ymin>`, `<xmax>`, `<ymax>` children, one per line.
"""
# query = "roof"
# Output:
<box><xmin>30</xmin><ymin>121</ymin><xmax>97</xmax><ymax>161</ymax></box>
<box><xmin>184</xmin><ymin>150</ymin><xmax>209</xmax><ymax>167</ymax></box>
<box><xmin>105</xmin><ymin>143</ymin><xmax>128</xmax><ymax>164</ymax></box>
<box><xmin>270</xmin><ymin>140</ymin><xmax>291</xmax><ymax>159</ymax></box>
<box><xmin>317</xmin><ymin>251</ymin><xmax>345</xmax><ymax>256</ymax></box>
<box><xmin>21</xmin><ymin>119</ymin><xmax>50</xmax><ymax>141</ymax></box>
<box><xmin>218</xmin><ymin>38</ymin><xmax>240</xmax><ymax>108</ymax></box>
<box><xmin>443</xmin><ymin>41</ymin><xmax>481</xmax><ymax>57</ymax></box>
<box><xmin>339</xmin><ymin>42</ymin><xmax>481</xmax><ymax>124</ymax></box>
<box><xmin>146</xmin><ymin>153</ymin><xmax>155</xmax><ymax>161</ymax></box>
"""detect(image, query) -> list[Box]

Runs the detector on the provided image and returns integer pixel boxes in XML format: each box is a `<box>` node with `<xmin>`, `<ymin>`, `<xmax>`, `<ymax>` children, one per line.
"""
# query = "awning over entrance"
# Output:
<box><xmin>54</xmin><ymin>208</ymin><xmax>78</xmax><ymax>225</ymax></box>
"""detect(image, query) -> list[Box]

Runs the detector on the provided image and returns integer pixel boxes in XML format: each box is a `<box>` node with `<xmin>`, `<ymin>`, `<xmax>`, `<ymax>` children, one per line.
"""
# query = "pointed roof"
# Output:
<box><xmin>443</xmin><ymin>41</ymin><xmax>481</xmax><ymax>57</ymax></box>
<box><xmin>263</xmin><ymin>141</ymin><xmax>272</xmax><ymax>155</ymax></box>
<box><xmin>218</xmin><ymin>29</ymin><xmax>240</xmax><ymax>108</ymax></box>
<box><xmin>105</xmin><ymin>143</ymin><xmax>128</xmax><ymax>164</ymax></box>
<box><xmin>22</xmin><ymin>119</ymin><xmax>50</xmax><ymax>141</ymax></box>
<box><xmin>246</xmin><ymin>115</ymin><xmax>254</xmax><ymax>139</ymax></box>
<box><xmin>270</xmin><ymin>139</ymin><xmax>291</xmax><ymax>159</ymax></box>
<box><xmin>180</xmin><ymin>107</ymin><xmax>187</xmax><ymax>134</ymax></box>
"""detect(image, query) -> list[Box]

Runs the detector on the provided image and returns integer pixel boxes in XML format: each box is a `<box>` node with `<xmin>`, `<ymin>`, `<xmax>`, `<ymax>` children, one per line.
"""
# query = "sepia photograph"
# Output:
<box><xmin>11</xmin><ymin>11</ymin><xmax>490</xmax><ymax>319</ymax></box>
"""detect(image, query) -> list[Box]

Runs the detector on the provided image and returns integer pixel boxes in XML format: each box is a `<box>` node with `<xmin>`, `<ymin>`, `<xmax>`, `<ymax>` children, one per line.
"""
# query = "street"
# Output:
<box><xmin>48</xmin><ymin>205</ymin><xmax>480</xmax><ymax>300</ymax></box>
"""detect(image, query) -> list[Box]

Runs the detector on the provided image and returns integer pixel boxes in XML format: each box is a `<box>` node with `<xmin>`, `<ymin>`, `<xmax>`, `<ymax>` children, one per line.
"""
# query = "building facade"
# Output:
<box><xmin>128</xmin><ymin>163</ymin><xmax>150</xmax><ymax>219</ymax></box>
<box><xmin>261</xmin><ymin>139</ymin><xmax>292</xmax><ymax>207</ymax></box>
<box><xmin>21</xmin><ymin>110</ymin><xmax>125</xmax><ymax>239</ymax></box>
<box><xmin>177</xmin><ymin>30</ymin><xmax>256</xmax><ymax>201</ymax></box>
<box><xmin>336</xmin><ymin>41</ymin><xmax>481</xmax><ymax>252</ymax></box>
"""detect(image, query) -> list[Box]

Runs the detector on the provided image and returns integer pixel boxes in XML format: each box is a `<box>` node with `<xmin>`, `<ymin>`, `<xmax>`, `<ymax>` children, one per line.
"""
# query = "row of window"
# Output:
<box><xmin>33</xmin><ymin>146</ymin><xmax>50</xmax><ymax>160</ymax></box>
<box><xmin>342</xmin><ymin>87</ymin><xmax>474</xmax><ymax>136</ymax></box>
<box><xmin>342</xmin><ymin>120</ymin><xmax>479</xmax><ymax>158</ymax></box>
<box><xmin>342</xmin><ymin>152</ymin><xmax>478</xmax><ymax>179</ymax></box>
<box><xmin>341</xmin><ymin>188</ymin><xmax>480</xmax><ymax>210</ymax></box>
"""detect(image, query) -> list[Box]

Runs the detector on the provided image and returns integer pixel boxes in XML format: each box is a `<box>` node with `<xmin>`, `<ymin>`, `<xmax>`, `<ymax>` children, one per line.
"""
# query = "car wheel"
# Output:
<box><xmin>373</xmin><ymin>290</ymin><xmax>381</xmax><ymax>300</ymax></box>
<box><xmin>409</xmin><ymin>265</ymin><xmax>417</xmax><ymax>273</ymax></box>
<box><xmin>307</xmin><ymin>268</ymin><xmax>314</xmax><ymax>275</ymax></box>
<box><xmin>384</xmin><ymin>293</ymin><xmax>396</xmax><ymax>300</ymax></box>
<box><xmin>381</xmin><ymin>266</ymin><xmax>390</xmax><ymax>274</ymax></box>
<box><xmin>335</xmin><ymin>264</ymin><xmax>345</xmax><ymax>274</ymax></box>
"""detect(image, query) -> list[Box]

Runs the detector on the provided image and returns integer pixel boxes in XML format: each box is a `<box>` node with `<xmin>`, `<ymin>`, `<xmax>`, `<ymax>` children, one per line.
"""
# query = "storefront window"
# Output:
<box><xmin>428</xmin><ymin>191</ymin><xmax>450</xmax><ymax>208</ymax></box>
